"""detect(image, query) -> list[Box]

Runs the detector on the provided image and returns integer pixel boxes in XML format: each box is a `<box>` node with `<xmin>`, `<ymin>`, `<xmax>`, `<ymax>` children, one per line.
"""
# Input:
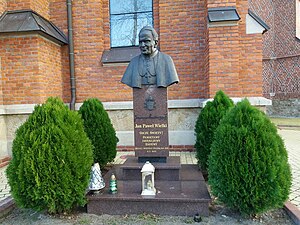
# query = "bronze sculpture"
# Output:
<box><xmin>121</xmin><ymin>26</ymin><xmax>179</xmax><ymax>88</ymax></box>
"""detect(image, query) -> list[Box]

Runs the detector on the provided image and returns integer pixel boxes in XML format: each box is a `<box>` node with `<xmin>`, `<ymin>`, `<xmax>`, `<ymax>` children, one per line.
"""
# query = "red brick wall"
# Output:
<box><xmin>49</xmin><ymin>0</ymin><xmax>70</xmax><ymax>102</ymax></box>
<box><xmin>158</xmin><ymin>0</ymin><xmax>207</xmax><ymax>100</ymax></box>
<box><xmin>0</xmin><ymin>0</ymin><xmax>5</xmax><ymax>105</ymax></box>
<box><xmin>69</xmin><ymin>0</ymin><xmax>208</xmax><ymax>103</ymax></box>
<box><xmin>207</xmin><ymin>0</ymin><xmax>236</xmax><ymax>8</ymax></box>
<box><xmin>203</xmin><ymin>0</ymin><xmax>210</xmax><ymax>98</ymax></box>
<box><xmin>31</xmin><ymin>0</ymin><xmax>49</xmax><ymax>19</ymax></box>
<box><xmin>1</xmin><ymin>0</ymin><xmax>265</xmax><ymax>105</ymax></box>
<box><xmin>72</xmin><ymin>0</ymin><xmax>111</xmax><ymax>103</ymax></box>
<box><xmin>207</xmin><ymin>25</ymin><xmax>241</xmax><ymax>96</ymax></box>
<box><xmin>206</xmin><ymin>0</ymin><xmax>263</xmax><ymax>98</ymax></box>
<box><xmin>250</xmin><ymin>0</ymin><xmax>300</xmax><ymax>99</ymax></box>
<box><xmin>238</xmin><ymin>0</ymin><xmax>263</xmax><ymax>97</ymax></box>
<box><xmin>7</xmin><ymin>0</ymin><xmax>50</xmax><ymax>19</ymax></box>
<box><xmin>0</xmin><ymin>0</ymin><xmax>6</xmax><ymax>14</ymax></box>
<box><xmin>0</xmin><ymin>36</ymin><xmax>39</xmax><ymax>104</ymax></box>
<box><xmin>38</xmin><ymin>38</ymin><xmax>63</xmax><ymax>99</ymax></box>
<box><xmin>7</xmin><ymin>0</ymin><xmax>31</xmax><ymax>11</ymax></box>
<box><xmin>0</xmin><ymin>35</ymin><xmax>63</xmax><ymax>104</ymax></box>
<box><xmin>207</xmin><ymin>0</ymin><xmax>240</xmax><ymax>97</ymax></box>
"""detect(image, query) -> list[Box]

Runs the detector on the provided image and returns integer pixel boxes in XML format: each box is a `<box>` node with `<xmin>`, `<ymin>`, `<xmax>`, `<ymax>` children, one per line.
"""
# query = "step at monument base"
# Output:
<box><xmin>87</xmin><ymin>165</ymin><xmax>211</xmax><ymax>216</ymax></box>
<box><xmin>121</xmin><ymin>156</ymin><xmax>181</xmax><ymax>180</ymax></box>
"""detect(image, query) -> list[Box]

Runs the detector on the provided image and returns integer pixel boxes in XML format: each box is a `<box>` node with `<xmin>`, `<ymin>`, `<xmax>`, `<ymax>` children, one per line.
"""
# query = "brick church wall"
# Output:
<box><xmin>1</xmin><ymin>0</ymin><xmax>266</xmax><ymax>104</ymax></box>
<box><xmin>237</xmin><ymin>0</ymin><xmax>263</xmax><ymax>97</ymax></box>
<box><xmin>250</xmin><ymin>0</ymin><xmax>300</xmax><ymax>116</ymax></box>
<box><xmin>67</xmin><ymin>0</ymin><xmax>262</xmax><ymax>102</ymax></box>
<box><xmin>0</xmin><ymin>36</ymin><xmax>40</xmax><ymax>104</ymax></box>
<box><xmin>60</xmin><ymin>0</ymin><xmax>209</xmax><ymax>102</ymax></box>
<box><xmin>6</xmin><ymin>0</ymin><xmax>31</xmax><ymax>11</ymax></box>
<box><xmin>206</xmin><ymin>0</ymin><xmax>263</xmax><ymax>98</ymax></box>
<box><xmin>0</xmin><ymin>36</ymin><xmax>63</xmax><ymax>105</ymax></box>
<box><xmin>7</xmin><ymin>0</ymin><xmax>50</xmax><ymax>19</ymax></box>
<box><xmin>158</xmin><ymin>0</ymin><xmax>207</xmax><ymax>100</ymax></box>
<box><xmin>0</xmin><ymin>0</ymin><xmax>6</xmax><ymax>13</ymax></box>
<box><xmin>250</xmin><ymin>0</ymin><xmax>300</xmax><ymax>100</ymax></box>
<box><xmin>0</xmin><ymin>1</ymin><xmax>267</xmax><ymax>103</ymax></box>
<box><xmin>49</xmin><ymin>0</ymin><xmax>70</xmax><ymax>103</ymax></box>
<box><xmin>0</xmin><ymin>0</ymin><xmax>271</xmax><ymax>158</ymax></box>
<box><xmin>37</xmin><ymin>38</ymin><xmax>64</xmax><ymax>100</ymax></box>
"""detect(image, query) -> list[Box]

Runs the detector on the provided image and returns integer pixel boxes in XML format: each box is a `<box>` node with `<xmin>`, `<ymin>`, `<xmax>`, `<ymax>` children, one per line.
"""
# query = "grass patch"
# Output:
<box><xmin>270</xmin><ymin>117</ymin><xmax>300</xmax><ymax>128</ymax></box>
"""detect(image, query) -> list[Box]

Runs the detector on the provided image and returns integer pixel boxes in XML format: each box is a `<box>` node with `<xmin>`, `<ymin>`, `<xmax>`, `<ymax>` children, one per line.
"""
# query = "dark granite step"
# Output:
<box><xmin>120</xmin><ymin>156</ymin><xmax>181</xmax><ymax>180</ymax></box>
<box><xmin>87</xmin><ymin>165</ymin><xmax>211</xmax><ymax>216</ymax></box>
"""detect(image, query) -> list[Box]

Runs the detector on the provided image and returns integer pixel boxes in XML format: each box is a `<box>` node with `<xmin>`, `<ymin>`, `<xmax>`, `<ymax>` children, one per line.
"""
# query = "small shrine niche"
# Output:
<box><xmin>141</xmin><ymin>161</ymin><xmax>156</xmax><ymax>196</ymax></box>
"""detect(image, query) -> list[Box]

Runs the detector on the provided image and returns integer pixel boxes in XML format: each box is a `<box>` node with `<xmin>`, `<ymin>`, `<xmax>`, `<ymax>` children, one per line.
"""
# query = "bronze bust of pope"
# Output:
<box><xmin>121</xmin><ymin>26</ymin><xmax>179</xmax><ymax>88</ymax></box>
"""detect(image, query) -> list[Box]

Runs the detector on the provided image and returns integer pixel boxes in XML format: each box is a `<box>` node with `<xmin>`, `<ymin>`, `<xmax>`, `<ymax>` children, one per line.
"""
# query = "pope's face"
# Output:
<box><xmin>139</xmin><ymin>30</ymin><xmax>157</xmax><ymax>55</ymax></box>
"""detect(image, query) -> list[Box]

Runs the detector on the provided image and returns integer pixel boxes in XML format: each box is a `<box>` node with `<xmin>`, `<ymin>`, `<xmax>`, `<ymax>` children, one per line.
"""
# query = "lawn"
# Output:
<box><xmin>269</xmin><ymin>117</ymin><xmax>300</xmax><ymax>130</ymax></box>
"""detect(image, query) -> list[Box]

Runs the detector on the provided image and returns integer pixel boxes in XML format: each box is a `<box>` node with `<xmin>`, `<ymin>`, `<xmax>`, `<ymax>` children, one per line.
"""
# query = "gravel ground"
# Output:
<box><xmin>0</xmin><ymin>203</ymin><xmax>294</xmax><ymax>225</ymax></box>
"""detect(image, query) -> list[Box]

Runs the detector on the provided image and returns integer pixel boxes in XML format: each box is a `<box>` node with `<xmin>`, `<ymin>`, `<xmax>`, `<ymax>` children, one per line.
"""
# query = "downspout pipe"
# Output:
<box><xmin>67</xmin><ymin>0</ymin><xmax>76</xmax><ymax>110</ymax></box>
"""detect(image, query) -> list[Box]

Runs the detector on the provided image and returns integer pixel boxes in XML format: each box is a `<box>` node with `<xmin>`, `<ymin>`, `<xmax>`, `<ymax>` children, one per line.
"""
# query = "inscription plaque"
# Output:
<box><xmin>133</xmin><ymin>85</ymin><xmax>169</xmax><ymax>160</ymax></box>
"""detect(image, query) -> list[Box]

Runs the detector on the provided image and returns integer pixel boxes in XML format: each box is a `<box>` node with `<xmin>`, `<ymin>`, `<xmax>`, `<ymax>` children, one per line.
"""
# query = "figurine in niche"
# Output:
<box><xmin>146</xmin><ymin>179</ymin><xmax>153</xmax><ymax>190</ymax></box>
<box><xmin>121</xmin><ymin>26</ymin><xmax>179</xmax><ymax>88</ymax></box>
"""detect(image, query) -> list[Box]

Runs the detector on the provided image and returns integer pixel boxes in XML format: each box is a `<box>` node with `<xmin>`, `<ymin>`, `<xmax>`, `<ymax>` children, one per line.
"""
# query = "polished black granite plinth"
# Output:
<box><xmin>87</xmin><ymin>163</ymin><xmax>211</xmax><ymax>216</ymax></box>
<box><xmin>121</xmin><ymin>156</ymin><xmax>181</xmax><ymax>181</ymax></box>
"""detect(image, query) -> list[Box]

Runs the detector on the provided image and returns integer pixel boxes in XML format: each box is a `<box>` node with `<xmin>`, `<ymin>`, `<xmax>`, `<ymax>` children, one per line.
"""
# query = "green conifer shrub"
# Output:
<box><xmin>6</xmin><ymin>97</ymin><xmax>93</xmax><ymax>214</ymax></box>
<box><xmin>194</xmin><ymin>90</ymin><xmax>234</xmax><ymax>171</ymax></box>
<box><xmin>208</xmin><ymin>99</ymin><xmax>291</xmax><ymax>215</ymax></box>
<box><xmin>79</xmin><ymin>98</ymin><xmax>118</xmax><ymax>168</ymax></box>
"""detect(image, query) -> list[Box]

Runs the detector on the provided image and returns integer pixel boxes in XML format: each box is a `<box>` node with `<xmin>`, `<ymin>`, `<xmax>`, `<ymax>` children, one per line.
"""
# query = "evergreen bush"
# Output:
<box><xmin>194</xmin><ymin>90</ymin><xmax>234</xmax><ymax>171</ymax></box>
<box><xmin>6</xmin><ymin>97</ymin><xmax>93</xmax><ymax>214</ymax></box>
<box><xmin>208</xmin><ymin>99</ymin><xmax>291</xmax><ymax>215</ymax></box>
<box><xmin>79</xmin><ymin>98</ymin><xmax>118</xmax><ymax>168</ymax></box>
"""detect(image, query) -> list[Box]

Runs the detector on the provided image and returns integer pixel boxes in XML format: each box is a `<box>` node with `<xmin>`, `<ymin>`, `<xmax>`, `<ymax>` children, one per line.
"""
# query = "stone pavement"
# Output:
<box><xmin>0</xmin><ymin>166</ymin><xmax>10</xmax><ymax>203</ymax></box>
<box><xmin>0</xmin><ymin>129</ymin><xmax>299</xmax><ymax>208</ymax></box>
<box><xmin>278</xmin><ymin>129</ymin><xmax>300</xmax><ymax>207</ymax></box>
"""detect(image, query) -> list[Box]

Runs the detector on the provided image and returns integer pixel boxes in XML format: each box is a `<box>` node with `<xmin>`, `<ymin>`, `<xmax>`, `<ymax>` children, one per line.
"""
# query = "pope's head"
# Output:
<box><xmin>139</xmin><ymin>26</ymin><xmax>158</xmax><ymax>56</ymax></box>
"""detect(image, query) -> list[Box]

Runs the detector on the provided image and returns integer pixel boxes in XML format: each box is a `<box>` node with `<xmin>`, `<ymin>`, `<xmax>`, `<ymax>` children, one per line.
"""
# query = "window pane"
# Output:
<box><xmin>137</xmin><ymin>0</ymin><xmax>152</xmax><ymax>12</ymax></box>
<box><xmin>110</xmin><ymin>0</ymin><xmax>153</xmax><ymax>47</ymax></box>
<box><xmin>111</xmin><ymin>12</ymin><xmax>152</xmax><ymax>47</ymax></box>
<box><xmin>110</xmin><ymin>0</ymin><xmax>152</xmax><ymax>15</ymax></box>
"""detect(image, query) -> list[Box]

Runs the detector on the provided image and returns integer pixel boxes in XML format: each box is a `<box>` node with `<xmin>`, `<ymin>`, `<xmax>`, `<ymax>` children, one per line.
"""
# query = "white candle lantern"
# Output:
<box><xmin>141</xmin><ymin>161</ymin><xmax>156</xmax><ymax>196</ymax></box>
<box><xmin>88</xmin><ymin>163</ymin><xmax>105</xmax><ymax>192</ymax></box>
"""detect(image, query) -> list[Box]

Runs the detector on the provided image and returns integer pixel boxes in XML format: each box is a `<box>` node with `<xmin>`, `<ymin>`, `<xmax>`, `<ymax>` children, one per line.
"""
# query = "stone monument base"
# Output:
<box><xmin>87</xmin><ymin>162</ymin><xmax>211</xmax><ymax>216</ymax></box>
<box><xmin>121</xmin><ymin>156</ymin><xmax>181</xmax><ymax>180</ymax></box>
<box><xmin>138</xmin><ymin>156</ymin><xmax>167</xmax><ymax>163</ymax></box>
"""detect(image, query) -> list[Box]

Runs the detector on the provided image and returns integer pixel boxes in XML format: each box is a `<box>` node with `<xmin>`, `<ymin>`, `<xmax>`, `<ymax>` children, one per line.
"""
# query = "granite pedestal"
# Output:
<box><xmin>87</xmin><ymin>76</ymin><xmax>211</xmax><ymax>216</ymax></box>
<box><xmin>87</xmin><ymin>161</ymin><xmax>211</xmax><ymax>216</ymax></box>
<box><xmin>121</xmin><ymin>156</ymin><xmax>181</xmax><ymax>180</ymax></box>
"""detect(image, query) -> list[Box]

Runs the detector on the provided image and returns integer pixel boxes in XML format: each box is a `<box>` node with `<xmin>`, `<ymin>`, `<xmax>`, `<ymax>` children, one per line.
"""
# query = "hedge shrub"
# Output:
<box><xmin>6</xmin><ymin>97</ymin><xmax>93</xmax><ymax>214</ymax></box>
<box><xmin>208</xmin><ymin>99</ymin><xmax>291</xmax><ymax>215</ymax></box>
<box><xmin>194</xmin><ymin>90</ymin><xmax>234</xmax><ymax>171</ymax></box>
<box><xmin>79</xmin><ymin>98</ymin><xmax>118</xmax><ymax>168</ymax></box>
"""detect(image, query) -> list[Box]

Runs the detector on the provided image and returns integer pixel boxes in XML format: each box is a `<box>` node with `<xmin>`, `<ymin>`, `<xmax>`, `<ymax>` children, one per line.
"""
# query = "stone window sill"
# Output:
<box><xmin>101</xmin><ymin>46</ymin><xmax>140</xmax><ymax>65</ymax></box>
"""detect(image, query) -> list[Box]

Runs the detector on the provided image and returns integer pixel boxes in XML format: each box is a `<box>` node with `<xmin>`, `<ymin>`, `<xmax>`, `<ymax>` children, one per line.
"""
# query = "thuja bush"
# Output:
<box><xmin>194</xmin><ymin>90</ymin><xmax>233</xmax><ymax>171</ymax></box>
<box><xmin>79</xmin><ymin>98</ymin><xmax>118</xmax><ymax>168</ymax></box>
<box><xmin>6</xmin><ymin>97</ymin><xmax>93</xmax><ymax>214</ymax></box>
<box><xmin>208</xmin><ymin>99</ymin><xmax>291</xmax><ymax>215</ymax></box>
